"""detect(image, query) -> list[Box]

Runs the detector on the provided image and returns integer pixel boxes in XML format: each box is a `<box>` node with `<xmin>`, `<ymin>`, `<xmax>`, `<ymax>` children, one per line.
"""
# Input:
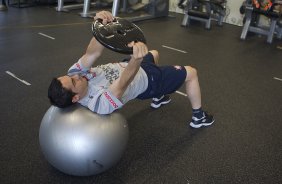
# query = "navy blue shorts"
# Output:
<box><xmin>135</xmin><ymin>52</ymin><xmax>187</xmax><ymax>99</ymax></box>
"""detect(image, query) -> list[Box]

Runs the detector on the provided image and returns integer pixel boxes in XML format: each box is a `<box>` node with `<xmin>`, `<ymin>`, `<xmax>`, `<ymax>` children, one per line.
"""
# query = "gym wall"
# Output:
<box><xmin>169</xmin><ymin>0</ymin><xmax>246</xmax><ymax>26</ymax></box>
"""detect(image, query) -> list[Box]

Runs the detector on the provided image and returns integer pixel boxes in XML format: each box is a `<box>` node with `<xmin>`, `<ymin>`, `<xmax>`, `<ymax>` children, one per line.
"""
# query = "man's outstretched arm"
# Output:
<box><xmin>79</xmin><ymin>37</ymin><xmax>104</xmax><ymax>69</ymax></box>
<box><xmin>79</xmin><ymin>11</ymin><xmax>114</xmax><ymax>69</ymax></box>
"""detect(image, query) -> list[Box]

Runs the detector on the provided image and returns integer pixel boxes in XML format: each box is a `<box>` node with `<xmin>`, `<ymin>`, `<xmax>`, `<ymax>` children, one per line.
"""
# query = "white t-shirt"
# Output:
<box><xmin>68</xmin><ymin>60</ymin><xmax>148</xmax><ymax>114</ymax></box>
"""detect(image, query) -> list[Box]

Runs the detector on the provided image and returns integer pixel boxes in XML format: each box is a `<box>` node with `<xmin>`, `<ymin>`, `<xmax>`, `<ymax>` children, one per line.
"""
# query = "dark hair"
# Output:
<box><xmin>48</xmin><ymin>78</ymin><xmax>76</xmax><ymax>108</ymax></box>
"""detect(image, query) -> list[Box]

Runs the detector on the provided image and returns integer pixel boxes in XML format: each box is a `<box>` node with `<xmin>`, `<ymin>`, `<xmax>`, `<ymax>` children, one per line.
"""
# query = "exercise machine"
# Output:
<box><xmin>181</xmin><ymin>0</ymin><xmax>227</xmax><ymax>29</ymax></box>
<box><xmin>0</xmin><ymin>0</ymin><xmax>7</xmax><ymax>10</ymax></box>
<box><xmin>240</xmin><ymin>0</ymin><xmax>282</xmax><ymax>43</ymax></box>
<box><xmin>56</xmin><ymin>0</ymin><xmax>112</xmax><ymax>18</ymax></box>
<box><xmin>112</xmin><ymin>0</ymin><xmax>169</xmax><ymax>22</ymax></box>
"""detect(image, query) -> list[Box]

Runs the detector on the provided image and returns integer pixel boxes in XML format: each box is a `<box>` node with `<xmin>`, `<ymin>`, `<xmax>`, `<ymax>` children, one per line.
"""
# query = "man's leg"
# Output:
<box><xmin>184</xmin><ymin>66</ymin><xmax>201</xmax><ymax>109</ymax></box>
<box><xmin>184</xmin><ymin>66</ymin><xmax>214</xmax><ymax>128</ymax></box>
<box><xmin>149</xmin><ymin>50</ymin><xmax>171</xmax><ymax>109</ymax></box>
<box><xmin>149</xmin><ymin>50</ymin><xmax>159</xmax><ymax>65</ymax></box>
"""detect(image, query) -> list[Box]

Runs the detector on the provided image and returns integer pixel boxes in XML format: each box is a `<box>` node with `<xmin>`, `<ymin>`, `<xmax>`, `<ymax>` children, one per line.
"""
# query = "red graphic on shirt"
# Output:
<box><xmin>104</xmin><ymin>92</ymin><xmax>118</xmax><ymax>108</ymax></box>
<box><xmin>76</xmin><ymin>63</ymin><xmax>82</xmax><ymax>70</ymax></box>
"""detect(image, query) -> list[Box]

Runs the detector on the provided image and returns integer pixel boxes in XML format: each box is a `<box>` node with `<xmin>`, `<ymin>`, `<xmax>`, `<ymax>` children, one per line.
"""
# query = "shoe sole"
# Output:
<box><xmin>189</xmin><ymin>120</ymin><xmax>215</xmax><ymax>128</ymax></box>
<box><xmin>150</xmin><ymin>99</ymin><xmax>171</xmax><ymax>109</ymax></box>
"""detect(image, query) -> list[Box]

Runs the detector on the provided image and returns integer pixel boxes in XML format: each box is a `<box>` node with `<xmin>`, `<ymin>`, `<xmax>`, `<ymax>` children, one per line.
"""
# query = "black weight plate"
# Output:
<box><xmin>92</xmin><ymin>17</ymin><xmax>146</xmax><ymax>54</ymax></box>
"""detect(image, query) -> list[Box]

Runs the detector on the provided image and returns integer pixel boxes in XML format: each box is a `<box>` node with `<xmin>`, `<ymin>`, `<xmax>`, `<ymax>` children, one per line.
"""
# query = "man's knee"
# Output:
<box><xmin>184</xmin><ymin>66</ymin><xmax>198</xmax><ymax>81</ymax></box>
<box><xmin>149</xmin><ymin>50</ymin><xmax>159</xmax><ymax>65</ymax></box>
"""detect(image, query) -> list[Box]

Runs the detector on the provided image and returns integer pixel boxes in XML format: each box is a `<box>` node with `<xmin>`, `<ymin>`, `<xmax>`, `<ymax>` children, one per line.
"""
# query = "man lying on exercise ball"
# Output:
<box><xmin>48</xmin><ymin>11</ymin><xmax>214</xmax><ymax>128</ymax></box>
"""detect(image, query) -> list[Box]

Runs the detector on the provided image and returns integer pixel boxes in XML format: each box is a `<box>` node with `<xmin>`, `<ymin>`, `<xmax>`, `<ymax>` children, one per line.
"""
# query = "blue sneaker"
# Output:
<box><xmin>190</xmin><ymin>112</ymin><xmax>215</xmax><ymax>128</ymax></box>
<box><xmin>150</xmin><ymin>95</ymin><xmax>171</xmax><ymax>109</ymax></box>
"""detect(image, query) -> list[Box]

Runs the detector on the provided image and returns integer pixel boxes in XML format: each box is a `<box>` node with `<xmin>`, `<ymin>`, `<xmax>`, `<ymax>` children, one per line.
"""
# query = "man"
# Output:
<box><xmin>48</xmin><ymin>11</ymin><xmax>214</xmax><ymax>128</ymax></box>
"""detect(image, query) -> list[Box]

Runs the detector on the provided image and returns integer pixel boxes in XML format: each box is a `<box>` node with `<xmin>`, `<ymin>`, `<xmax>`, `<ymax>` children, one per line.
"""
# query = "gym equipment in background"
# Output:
<box><xmin>181</xmin><ymin>0</ymin><xmax>227</xmax><ymax>29</ymax></box>
<box><xmin>39</xmin><ymin>104</ymin><xmax>129</xmax><ymax>176</ymax></box>
<box><xmin>240</xmin><ymin>0</ymin><xmax>282</xmax><ymax>43</ymax></box>
<box><xmin>92</xmin><ymin>17</ymin><xmax>146</xmax><ymax>54</ymax></box>
<box><xmin>0</xmin><ymin>0</ymin><xmax>8</xmax><ymax>11</ymax></box>
<box><xmin>56</xmin><ymin>0</ymin><xmax>112</xmax><ymax>18</ymax></box>
<box><xmin>112</xmin><ymin>0</ymin><xmax>169</xmax><ymax>22</ymax></box>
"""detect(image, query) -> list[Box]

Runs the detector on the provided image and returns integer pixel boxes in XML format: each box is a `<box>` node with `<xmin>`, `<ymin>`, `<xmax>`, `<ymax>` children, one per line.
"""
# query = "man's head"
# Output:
<box><xmin>48</xmin><ymin>75</ymin><xmax>88</xmax><ymax>108</ymax></box>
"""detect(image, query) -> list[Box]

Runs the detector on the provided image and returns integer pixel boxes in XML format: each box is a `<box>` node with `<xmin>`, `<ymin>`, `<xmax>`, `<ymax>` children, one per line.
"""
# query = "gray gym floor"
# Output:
<box><xmin>1</xmin><ymin>5</ymin><xmax>282</xmax><ymax>184</ymax></box>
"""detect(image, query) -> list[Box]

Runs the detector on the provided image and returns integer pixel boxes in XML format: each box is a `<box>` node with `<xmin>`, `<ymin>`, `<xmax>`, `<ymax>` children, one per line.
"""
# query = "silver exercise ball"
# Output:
<box><xmin>39</xmin><ymin>104</ymin><xmax>129</xmax><ymax>176</ymax></box>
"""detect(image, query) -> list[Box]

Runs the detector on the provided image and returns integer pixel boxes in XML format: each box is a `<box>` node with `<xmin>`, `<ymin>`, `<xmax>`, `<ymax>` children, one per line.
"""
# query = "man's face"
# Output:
<box><xmin>58</xmin><ymin>74</ymin><xmax>88</xmax><ymax>101</ymax></box>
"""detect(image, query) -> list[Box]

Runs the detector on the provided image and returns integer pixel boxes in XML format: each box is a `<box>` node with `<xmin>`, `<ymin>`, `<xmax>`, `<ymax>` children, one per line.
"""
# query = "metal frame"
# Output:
<box><xmin>0</xmin><ymin>0</ymin><xmax>8</xmax><ymax>11</ymax></box>
<box><xmin>111</xmin><ymin>0</ymin><xmax>169</xmax><ymax>22</ymax></box>
<box><xmin>181</xmin><ymin>0</ymin><xmax>226</xmax><ymax>29</ymax></box>
<box><xmin>56</xmin><ymin>0</ymin><xmax>97</xmax><ymax>18</ymax></box>
<box><xmin>182</xmin><ymin>14</ymin><xmax>212</xmax><ymax>29</ymax></box>
<box><xmin>240</xmin><ymin>4</ymin><xmax>281</xmax><ymax>43</ymax></box>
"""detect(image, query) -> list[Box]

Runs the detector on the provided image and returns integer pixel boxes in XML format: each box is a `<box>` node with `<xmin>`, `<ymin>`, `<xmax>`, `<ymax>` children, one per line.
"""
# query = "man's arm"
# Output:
<box><xmin>109</xmin><ymin>42</ymin><xmax>148</xmax><ymax>100</ymax></box>
<box><xmin>79</xmin><ymin>37</ymin><xmax>104</xmax><ymax>69</ymax></box>
<box><xmin>79</xmin><ymin>11</ymin><xmax>114</xmax><ymax>69</ymax></box>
